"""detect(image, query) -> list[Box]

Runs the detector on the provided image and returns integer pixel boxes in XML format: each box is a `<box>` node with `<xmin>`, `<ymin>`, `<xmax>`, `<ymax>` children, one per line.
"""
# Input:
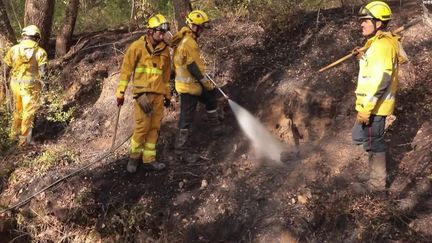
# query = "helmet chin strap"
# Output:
<box><xmin>195</xmin><ymin>27</ymin><xmax>202</xmax><ymax>37</ymax></box>
<box><xmin>188</xmin><ymin>24</ymin><xmax>201</xmax><ymax>37</ymax></box>
<box><xmin>368</xmin><ymin>19</ymin><xmax>381</xmax><ymax>38</ymax></box>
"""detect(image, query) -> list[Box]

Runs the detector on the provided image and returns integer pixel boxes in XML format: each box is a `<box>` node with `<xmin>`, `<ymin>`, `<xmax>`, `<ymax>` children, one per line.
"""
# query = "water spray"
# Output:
<box><xmin>203</xmin><ymin>74</ymin><xmax>288</xmax><ymax>163</ymax></box>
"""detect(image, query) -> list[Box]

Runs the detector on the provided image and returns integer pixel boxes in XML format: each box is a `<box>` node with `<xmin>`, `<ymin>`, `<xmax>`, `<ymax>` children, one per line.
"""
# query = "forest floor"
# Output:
<box><xmin>1</xmin><ymin>0</ymin><xmax>432</xmax><ymax>242</ymax></box>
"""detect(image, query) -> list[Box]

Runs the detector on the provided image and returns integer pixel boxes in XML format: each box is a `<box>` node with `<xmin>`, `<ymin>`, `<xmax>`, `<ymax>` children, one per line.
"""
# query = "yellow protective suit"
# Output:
<box><xmin>355</xmin><ymin>31</ymin><xmax>408</xmax><ymax>116</ymax></box>
<box><xmin>116</xmin><ymin>35</ymin><xmax>171</xmax><ymax>163</ymax></box>
<box><xmin>3</xmin><ymin>39</ymin><xmax>47</xmax><ymax>145</ymax></box>
<box><xmin>173</xmin><ymin>27</ymin><xmax>214</xmax><ymax>96</ymax></box>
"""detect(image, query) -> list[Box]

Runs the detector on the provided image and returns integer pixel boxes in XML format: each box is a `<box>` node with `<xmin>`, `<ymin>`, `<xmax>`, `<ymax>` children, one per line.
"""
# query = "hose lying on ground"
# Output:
<box><xmin>0</xmin><ymin>133</ymin><xmax>132</xmax><ymax>214</ymax></box>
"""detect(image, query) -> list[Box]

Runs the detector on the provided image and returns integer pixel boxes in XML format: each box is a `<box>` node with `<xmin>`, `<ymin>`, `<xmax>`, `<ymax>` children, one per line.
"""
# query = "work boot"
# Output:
<box><xmin>207</xmin><ymin>111</ymin><xmax>223</xmax><ymax>136</ymax></box>
<box><xmin>17</xmin><ymin>129</ymin><xmax>36</xmax><ymax>147</ymax></box>
<box><xmin>207</xmin><ymin>111</ymin><xmax>220</xmax><ymax>126</ymax></box>
<box><xmin>367</xmin><ymin>152</ymin><xmax>387</xmax><ymax>192</ymax></box>
<box><xmin>127</xmin><ymin>157</ymin><xmax>141</xmax><ymax>173</ymax></box>
<box><xmin>142</xmin><ymin>160</ymin><xmax>166</xmax><ymax>171</ymax></box>
<box><xmin>18</xmin><ymin>137</ymin><xmax>36</xmax><ymax>147</ymax></box>
<box><xmin>175</xmin><ymin>129</ymin><xmax>189</xmax><ymax>155</ymax></box>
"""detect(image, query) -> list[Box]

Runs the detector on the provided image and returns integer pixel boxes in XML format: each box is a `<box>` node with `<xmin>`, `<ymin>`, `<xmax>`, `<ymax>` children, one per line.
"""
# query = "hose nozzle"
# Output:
<box><xmin>205</xmin><ymin>74</ymin><xmax>229</xmax><ymax>100</ymax></box>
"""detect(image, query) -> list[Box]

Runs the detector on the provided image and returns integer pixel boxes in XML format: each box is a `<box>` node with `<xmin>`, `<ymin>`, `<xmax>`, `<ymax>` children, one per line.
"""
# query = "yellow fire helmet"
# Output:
<box><xmin>358</xmin><ymin>1</ymin><xmax>392</xmax><ymax>21</ymax></box>
<box><xmin>186</xmin><ymin>10</ymin><xmax>210</xmax><ymax>28</ymax></box>
<box><xmin>147</xmin><ymin>14</ymin><xmax>170</xmax><ymax>31</ymax></box>
<box><xmin>22</xmin><ymin>25</ymin><xmax>41</xmax><ymax>38</ymax></box>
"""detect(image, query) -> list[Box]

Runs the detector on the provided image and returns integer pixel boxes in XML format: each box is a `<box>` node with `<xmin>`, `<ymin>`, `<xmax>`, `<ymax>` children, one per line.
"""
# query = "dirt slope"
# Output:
<box><xmin>1</xmin><ymin>0</ymin><xmax>432</xmax><ymax>242</ymax></box>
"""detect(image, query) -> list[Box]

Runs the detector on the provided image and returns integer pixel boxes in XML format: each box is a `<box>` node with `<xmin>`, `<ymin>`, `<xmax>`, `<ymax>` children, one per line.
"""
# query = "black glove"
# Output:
<box><xmin>163</xmin><ymin>97</ymin><xmax>171</xmax><ymax>108</ymax></box>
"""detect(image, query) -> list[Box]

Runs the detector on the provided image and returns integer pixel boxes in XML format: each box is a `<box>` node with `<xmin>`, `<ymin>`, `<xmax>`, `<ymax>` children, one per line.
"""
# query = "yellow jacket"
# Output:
<box><xmin>173</xmin><ymin>27</ymin><xmax>214</xmax><ymax>96</ymax></box>
<box><xmin>355</xmin><ymin>31</ymin><xmax>407</xmax><ymax>116</ymax></box>
<box><xmin>3</xmin><ymin>39</ymin><xmax>47</xmax><ymax>82</ymax></box>
<box><xmin>116</xmin><ymin>35</ymin><xmax>171</xmax><ymax>98</ymax></box>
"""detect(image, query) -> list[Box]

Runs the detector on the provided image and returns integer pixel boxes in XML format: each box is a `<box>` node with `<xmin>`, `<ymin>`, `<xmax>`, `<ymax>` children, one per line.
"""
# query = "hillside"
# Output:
<box><xmin>1</xmin><ymin>0</ymin><xmax>432</xmax><ymax>242</ymax></box>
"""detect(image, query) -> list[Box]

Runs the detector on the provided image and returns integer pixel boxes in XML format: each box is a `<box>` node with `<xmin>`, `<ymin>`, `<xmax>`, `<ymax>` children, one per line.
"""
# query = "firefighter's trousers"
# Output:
<box><xmin>130</xmin><ymin>93</ymin><xmax>164</xmax><ymax>163</ymax></box>
<box><xmin>10</xmin><ymin>79</ymin><xmax>41</xmax><ymax>145</ymax></box>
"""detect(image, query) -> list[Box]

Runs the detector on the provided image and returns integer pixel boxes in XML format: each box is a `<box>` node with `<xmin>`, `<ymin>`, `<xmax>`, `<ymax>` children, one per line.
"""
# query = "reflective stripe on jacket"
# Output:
<box><xmin>3</xmin><ymin>39</ymin><xmax>47</xmax><ymax>81</ymax></box>
<box><xmin>173</xmin><ymin>27</ymin><xmax>213</xmax><ymax>96</ymax></box>
<box><xmin>116</xmin><ymin>36</ymin><xmax>171</xmax><ymax>98</ymax></box>
<box><xmin>355</xmin><ymin>31</ymin><xmax>407</xmax><ymax>116</ymax></box>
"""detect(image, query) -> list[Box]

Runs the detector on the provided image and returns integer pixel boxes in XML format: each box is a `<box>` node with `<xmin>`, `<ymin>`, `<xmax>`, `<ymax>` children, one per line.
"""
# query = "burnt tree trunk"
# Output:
<box><xmin>0</xmin><ymin>0</ymin><xmax>16</xmax><ymax>105</ymax></box>
<box><xmin>0</xmin><ymin>0</ymin><xmax>16</xmax><ymax>51</ymax></box>
<box><xmin>24</xmin><ymin>0</ymin><xmax>55</xmax><ymax>49</ymax></box>
<box><xmin>55</xmin><ymin>0</ymin><xmax>79</xmax><ymax>57</ymax></box>
<box><xmin>173</xmin><ymin>0</ymin><xmax>191</xmax><ymax>29</ymax></box>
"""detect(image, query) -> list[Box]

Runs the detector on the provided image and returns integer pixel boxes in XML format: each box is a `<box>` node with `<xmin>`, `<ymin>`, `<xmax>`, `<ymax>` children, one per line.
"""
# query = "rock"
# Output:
<box><xmin>85</xmin><ymin>229</ymin><xmax>102</xmax><ymax>243</ymax></box>
<box><xmin>297</xmin><ymin>195</ymin><xmax>308</xmax><ymax>204</ymax></box>
<box><xmin>397</xmin><ymin>197</ymin><xmax>417</xmax><ymax>212</ymax></box>
<box><xmin>280</xmin><ymin>149</ymin><xmax>300</xmax><ymax>162</ymax></box>
<box><xmin>279</xmin><ymin>230</ymin><xmax>299</xmax><ymax>243</ymax></box>
<box><xmin>351</xmin><ymin>182</ymin><xmax>368</xmax><ymax>195</ymax></box>
<box><xmin>200</xmin><ymin>179</ymin><xmax>208</xmax><ymax>190</ymax></box>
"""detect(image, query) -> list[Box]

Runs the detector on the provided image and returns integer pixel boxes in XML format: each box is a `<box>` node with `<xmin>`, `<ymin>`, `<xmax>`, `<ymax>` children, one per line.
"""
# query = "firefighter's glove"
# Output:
<box><xmin>351</xmin><ymin>46</ymin><xmax>365</xmax><ymax>60</ymax></box>
<box><xmin>137</xmin><ymin>93</ymin><xmax>152</xmax><ymax>114</ymax></box>
<box><xmin>163</xmin><ymin>97</ymin><xmax>171</xmax><ymax>108</ymax></box>
<box><xmin>356</xmin><ymin>112</ymin><xmax>370</xmax><ymax>125</ymax></box>
<box><xmin>116</xmin><ymin>97</ymin><xmax>124</xmax><ymax>107</ymax></box>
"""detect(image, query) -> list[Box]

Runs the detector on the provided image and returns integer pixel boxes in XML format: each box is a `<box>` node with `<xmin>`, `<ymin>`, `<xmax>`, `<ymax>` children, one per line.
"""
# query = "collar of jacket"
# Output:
<box><xmin>183</xmin><ymin>27</ymin><xmax>197</xmax><ymax>40</ymax></box>
<box><xmin>375</xmin><ymin>30</ymin><xmax>400</xmax><ymax>40</ymax></box>
<box><xmin>141</xmin><ymin>35</ymin><xmax>167</xmax><ymax>56</ymax></box>
<box><xmin>169</xmin><ymin>27</ymin><xmax>196</xmax><ymax>48</ymax></box>
<box><xmin>20</xmin><ymin>39</ymin><xmax>38</xmax><ymax>48</ymax></box>
<box><xmin>363</xmin><ymin>30</ymin><xmax>406</xmax><ymax>64</ymax></box>
<box><xmin>363</xmin><ymin>30</ymin><xmax>394</xmax><ymax>50</ymax></box>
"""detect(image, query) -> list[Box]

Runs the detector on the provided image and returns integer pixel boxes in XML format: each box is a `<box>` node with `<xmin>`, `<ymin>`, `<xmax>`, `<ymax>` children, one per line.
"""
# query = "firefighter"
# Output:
<box><xmin>172</xmin><ymin>10</ymin><xmax>221</xmax><ymax>157</ymax></box>
<box><xmin>116</xmin><ymin>14</ymin><xmax>172</xmax><ymax>173</ymax></box>
<box><xmin>3</xmin><ymin>25</ymin><xmax>48</xmax><ymax>146</ymax></box>
<box><xmin>352</xmin><ymin>1</ymin><xmax>407</xmax><ymax>191</ymax></box>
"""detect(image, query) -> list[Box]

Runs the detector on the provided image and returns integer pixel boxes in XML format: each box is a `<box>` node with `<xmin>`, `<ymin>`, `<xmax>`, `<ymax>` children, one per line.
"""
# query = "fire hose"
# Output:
<box><xmin>0</xmin><ymin>107</ymin><xmax>130</xmax><ymax>214</ymax></box>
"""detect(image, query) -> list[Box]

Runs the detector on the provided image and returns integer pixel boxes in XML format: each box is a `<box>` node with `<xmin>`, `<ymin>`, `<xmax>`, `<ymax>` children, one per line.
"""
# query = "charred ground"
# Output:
<box><xmin>1</xmin><ymin>0</ymin><xmax>432</xmax><ymax>242</ymax></box>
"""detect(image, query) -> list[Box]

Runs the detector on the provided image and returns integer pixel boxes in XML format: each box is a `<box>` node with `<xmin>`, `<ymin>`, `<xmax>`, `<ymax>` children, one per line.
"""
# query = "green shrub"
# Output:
<box><xmin>43</xmin><ymin>91</ymin><xmax>76</xmax><ymax>125</ymax></box>
<box><xmin>21</xmin><ymin>144</ymin><xmax>76</xmax><ymax>176</ymax></box>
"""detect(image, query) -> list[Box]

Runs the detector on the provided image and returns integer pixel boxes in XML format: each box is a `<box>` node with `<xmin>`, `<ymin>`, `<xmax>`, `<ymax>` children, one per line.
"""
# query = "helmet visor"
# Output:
<box><xmin>200</xmin><ymin>22</ymin><xmax>211</xmax><ymax>29</ymax></box>
<box><xmin>358</xmin><ymin>6</ymin><xmax>375</xmax><ymax>19</ymax></box>
<box><xmin>154</xmin><ymin>23</ymin><xmax>170</xmax><ymax>32</ymax></box>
